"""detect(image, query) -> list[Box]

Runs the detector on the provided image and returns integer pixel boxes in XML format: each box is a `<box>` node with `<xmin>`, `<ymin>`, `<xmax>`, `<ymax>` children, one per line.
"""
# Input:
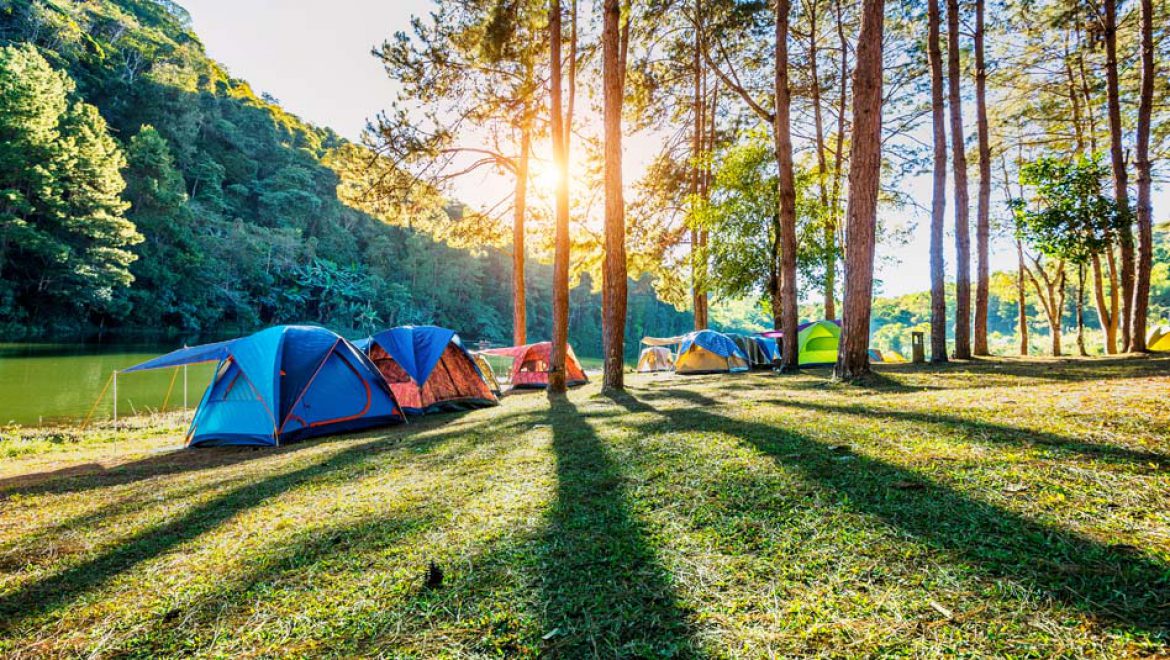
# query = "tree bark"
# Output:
<box><xmin>548</xmin><ymin>0</ymin><xmax>571</xmax><ymax>394</ymax></box>
<box><xmin>1091</xmin><ymin>252</ymin><xmax>1117</xmax><ymax>353</ymax></box>
<box><xmin>1017</xmin><ymin>238</ymin><xmax>1028</xmax><ymax>355</ymax></box>
<box><xmin>1132</xmin><ymin>0</ymin><xmax>1154</xmax><ymax>351</ymax></box>
<box><xmin>1103</xmin><ymin>0</ymin><xmax>1135</xmax><ymax>351</ymax></box>
<box><xmin>972</xmin><ymin>0</ymin><xmax>990</xmax><ymax>356</ymax></box>
<box><xmin>834</xmin><ymin>0</ymin><xmax>884</xmax><ymax>380</ymax></box>
<box><xmin>691</xmin><ymin>1</ymin><xmax>708</xmax><ymax>331</ymax></box>
<box><xmin>809</xmin><ymin>0</ymin><xmax>836</xmax><ymax>320</ymax></box>
<box><xmin>927</xmin><ymin>0</ymin><xmax>949</xmax><ymax>363</ymax></box>
<box><xmin>775</xmin><ymin>0</ymin><xmax>799</xmax><ymax>371</ymax></box>
<box><xmin>512</xmin><ymin>120</ymin><xmax>531</xmax><ymax>346</ymax></box>
<box><xmin>1076</xmin><ymin>262</ymin><xmax>1088</xmax><ymax>356</ymax></box>
<box><xmin>601</xmin><ymin>0</ymin><xmax>628</xmax><ymax>391</ymax></box>
<box><xmin>946</xmin><ymin>0</ymin><xmax>971</xmax><ymax>359</ymax></box>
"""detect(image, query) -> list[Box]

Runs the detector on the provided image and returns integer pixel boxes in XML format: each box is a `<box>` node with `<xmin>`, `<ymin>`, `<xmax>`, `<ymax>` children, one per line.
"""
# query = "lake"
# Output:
<box><xmin>0</xmin><ymin>342</ymin><xmax>215</xmax><ymax>426</ymax></box>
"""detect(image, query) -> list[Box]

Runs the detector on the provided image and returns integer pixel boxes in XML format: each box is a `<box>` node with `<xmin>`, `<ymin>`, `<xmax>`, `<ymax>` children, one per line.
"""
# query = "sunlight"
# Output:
<box><xmin>530</xmin><ymin>159</ymin><xmax>564</xmax><ymax>193</ymax></box>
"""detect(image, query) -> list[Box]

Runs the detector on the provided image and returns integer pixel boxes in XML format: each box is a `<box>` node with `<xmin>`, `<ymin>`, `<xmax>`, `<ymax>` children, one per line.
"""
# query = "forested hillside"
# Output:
<box><xmin>0</xmin><ymin>0</ymin><xmax>695</xmax><ymax>353</ymax></box>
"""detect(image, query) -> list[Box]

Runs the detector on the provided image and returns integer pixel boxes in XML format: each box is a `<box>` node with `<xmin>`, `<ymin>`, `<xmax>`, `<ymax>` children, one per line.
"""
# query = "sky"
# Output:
<box><xmin>179</xmin><ymin>0</ymin><xmax>1159</xmax><ymax>300</ymax></box>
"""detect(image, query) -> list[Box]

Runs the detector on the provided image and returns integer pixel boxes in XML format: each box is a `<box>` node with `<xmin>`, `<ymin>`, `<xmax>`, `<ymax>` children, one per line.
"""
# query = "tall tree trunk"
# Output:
<box><xmin>512</xmin><ymin>121</ymin><xmax>531</xmax><ymax>346</ymax></box>
<box><xmin>775</xmin><ymin>0</ymin><xmax>799</xmax><ymax>370</ymax></box>
<box><xmin>1017</xmin><ymin>238</ymin><xmax>1029</xmax><ymax>355</ymax></box>
<box><xmin>973</xmin><ymin>0</ymin><xmax>990</xmax><ymax>355</ymax></box>
<box><xmin>927</xmin><ymin>0</ymin><xmax>949</xmax><ymax>363</ymax></box>
<box><xmin>691</xmin><ymin>1</ymin><xmax>707</xmax><ymax>331</ymax></box>
<box><xmin>1091</xmin><ymin>251</ymin><xmax>1117</xmax><ymax>353</ymax></box>
<box><xmin>809</xmin><ymin>0</ymin><xmax>836</xmax><ymax>320</ymax></box>
<box><xmin>1103</xmin><ymin>0</ymin><xmax>1135</xmax><ymax>351</ymax></box>
<box><xmin>829</xmin><ymin>0</ymin><xmax>848</xmax><ymax>269</ymax></box>
<box><xmin>946</xmin><ymin>0</ymin><xmax>971</xmax><ymax>359</ymax></box>
<box><xmin>601</xmin><ymin>0</ymin><xmax>627</xmax><ymax>391</ymax></box>
<box><xmin>1076</xmin><ymin>262</ymin><xmax>1088</xmax><ymax>356</ymax></box>
<box><xmin>834</xmin><ymin>0</ymin><xmax>884</xmax><ymax>380</ymax></box>
<box><xmin>1132</xmin><ymin>0</ymin><xmax>1154</xmax><ymax>351</ymax></box>
<box><xmin>548</xmin><ymin>0</ymin><xmax>571</xmax><ymax>394</ymax></box>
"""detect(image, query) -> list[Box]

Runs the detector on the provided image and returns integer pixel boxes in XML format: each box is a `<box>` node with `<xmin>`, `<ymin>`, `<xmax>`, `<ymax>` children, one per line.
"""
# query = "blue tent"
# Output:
<box><xmin>675</xmin><ymin>330</ymin><xmax>751</xmax><ymax>374</ymax></box>
<box><xmin>358</xmin><ymin>326</ymin><xmax>497</xmax><ymax>415</ymax></box>
<box><xmin>125</xmin><ymin>326</ymin><xmax>404</xmax><ymax>447</ymax></box>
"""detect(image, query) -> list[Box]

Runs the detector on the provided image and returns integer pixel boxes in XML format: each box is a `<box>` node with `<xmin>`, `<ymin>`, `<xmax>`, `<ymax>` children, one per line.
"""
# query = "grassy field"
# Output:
<box><xmin>1</xmin><ymin>356</ymin><xmax>1168</xmax><ymax>657</ymax></box>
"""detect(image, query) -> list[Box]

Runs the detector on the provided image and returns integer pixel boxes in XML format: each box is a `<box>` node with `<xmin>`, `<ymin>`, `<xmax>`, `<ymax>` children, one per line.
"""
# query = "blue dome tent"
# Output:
<box><xmin>124</xmin><ymin>326</ymin><xmax>404</xmax><ymax>447</ymax></box>
<box><xmin>355</xmin><ymin>325</ymin><xmax>498</xmax><ymax>415</ymax></box>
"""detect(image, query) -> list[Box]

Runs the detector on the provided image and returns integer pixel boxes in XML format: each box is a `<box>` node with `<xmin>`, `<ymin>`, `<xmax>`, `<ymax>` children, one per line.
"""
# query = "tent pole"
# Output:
<box><xmin>112</xmin><ymin>370</ymin><xmax>118</xmax><ymax>424</ymax></box>
<box><xmin>183</xmin><ymin>364</ymin><xmax>188</xmax><ymax>409</ymax></box>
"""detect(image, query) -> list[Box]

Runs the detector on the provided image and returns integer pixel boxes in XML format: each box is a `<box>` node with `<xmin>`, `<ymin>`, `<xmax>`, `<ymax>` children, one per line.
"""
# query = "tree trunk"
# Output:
<box><xmin>1091</xmin><ymin>252</ymin><xmax>1116</xmax><ymax>353</ymax></box>
<box><xmin>1076</xmin><ymin>262</ymin><xmax>1088</xmax><ymax>356</ymax></box>
<box><xmin>834</xmin><ymin>0</ymin><xmax>885</xmax><ymax>380</ymax></box>
<box><xmin>601</xmin><ymin>0</ymin><xmax>627</xmax><ymax>392</ymax></box>
<box><xmin>1132</xmin><ymin>0</ymin><xmax>1154</xmax><ymax>351</ymax></box>
<box><xmin>1103</xmin><ymin>0</ymin><xmax>1135</xmax><ymax>351</ymax></box>
<box><xmin>809</xmin><ymin>0</ymin><xmax>835</xmax><ymax>320</ymax></box>
<box><xmin>946</xmin><ymin>0</ymin><xmax>971</xmax><ymax>359</ymax></box>
<box><xmin>775</xmin><ymin>0</ymin><xmax>799</xmax><ymax>371</ymax></box>
<box><xmin>1017</xmin><ymin>238</ymin><xmax>1028</xmax><ymax>355</ymax></box>
<box><xmin>548</xmin><ymin>0</ymin><xmax>570</xmax><ymax>394</ymax></box>
<box><xmin>512</xmin><ymin>121</ymin><xmax>531</xmax><ymax>346</ymax></box>
<box><xmin>927</xmin><ymin>0</ymin><xmax>949</xmax><ymax>363</ymax></box>
<box><xmin>691</xmin><ymin>2</ymin><xmax>707</xmax><ymax>331</ymax></box>
<box><xmin>973</xmin><ymin>0</ymin><xmax>990</xmax><ymax>356</ymax></box>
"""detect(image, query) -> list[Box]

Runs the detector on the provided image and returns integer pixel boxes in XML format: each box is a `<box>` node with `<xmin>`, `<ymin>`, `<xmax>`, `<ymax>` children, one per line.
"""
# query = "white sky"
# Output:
<box><xmin>180</xmin><ymin>0</ymin><xmax>1162</xmax><ymax>299</ymax></box>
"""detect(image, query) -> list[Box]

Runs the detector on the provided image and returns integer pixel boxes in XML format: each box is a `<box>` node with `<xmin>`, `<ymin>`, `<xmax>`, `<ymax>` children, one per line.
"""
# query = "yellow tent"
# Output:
<box><xmin>1149</xmin><ymin>324</ymin><xmax>1170</xmax><ymax>352</ymax></box>
<box><xmin>637</xmin><ymin>346</ymin><xmax>674</xmax><ymax>372</ymax></box>
<box><xmin>884</xmin><ymin>350</ymin><xmax>909</xmax><ymax>363</ymax></box>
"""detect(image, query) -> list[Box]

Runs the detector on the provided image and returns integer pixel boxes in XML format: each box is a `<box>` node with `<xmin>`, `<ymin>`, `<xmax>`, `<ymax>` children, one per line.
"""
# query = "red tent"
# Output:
<box><xmin>481</xmin><ymin>341</ymin><xmax>589</xmax><ymax>389</ymax></box>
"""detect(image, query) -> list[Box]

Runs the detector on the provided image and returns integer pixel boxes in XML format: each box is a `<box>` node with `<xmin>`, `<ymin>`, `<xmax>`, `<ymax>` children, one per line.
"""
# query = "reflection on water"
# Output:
<box><xmin>0</xmin><ymin>341</ymin><xmax>216</xmax><ymax>426</ymax></box>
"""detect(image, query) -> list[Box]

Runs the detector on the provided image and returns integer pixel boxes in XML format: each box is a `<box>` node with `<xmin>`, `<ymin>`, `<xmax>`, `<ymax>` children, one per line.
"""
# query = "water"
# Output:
<box><xmin>0</xmin><ymin>342</ymin><xmax>216</xmax><ymax>426</ymax></box>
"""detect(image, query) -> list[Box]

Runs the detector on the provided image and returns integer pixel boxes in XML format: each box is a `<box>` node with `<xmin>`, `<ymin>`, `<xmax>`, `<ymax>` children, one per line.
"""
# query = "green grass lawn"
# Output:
<box><xmin>1</xmin><ymin>356</ymin><xmax>1168</xmax><ymax>657</ymax></box>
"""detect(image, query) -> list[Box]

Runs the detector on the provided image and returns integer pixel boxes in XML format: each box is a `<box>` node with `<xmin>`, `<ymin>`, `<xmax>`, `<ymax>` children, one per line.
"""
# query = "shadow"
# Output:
<box><xmin>0</xmin><ymin>415</ymin><xmax>505</xmax><ymax>631</ymax></box>
<box><xmin>627</xmin><ymin>388</ymin><xmax>718</xmax><ymax>408</ymax></box>
<box><xmin>599</xmin><ymin>390</ymin><xmax>658</xmax><ymax>413</ymax></box>
<box><xmin>619</xmin><ymin>401</ymin><xmax>1170</xmax><ymax>636</ymax></box>
<box><xmin>0</xmin><ymin>412</ymin><xmax>474</xmax><ymax>500</ymax></box>
<box><xmin>538</xmin><ymin>398</ymin><xmax>700</xmax><ymax>656</ymax></box>
<box><xmin>769</xmin><ymin>399</ymin><xmax>1170</xmax><ymax>468</ymax></box>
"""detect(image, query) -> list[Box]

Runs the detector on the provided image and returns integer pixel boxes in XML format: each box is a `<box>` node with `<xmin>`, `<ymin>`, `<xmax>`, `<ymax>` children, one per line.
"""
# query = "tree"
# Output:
<box><xmin>1131</xmin><ymin>0</ymin><xmax>1154</xmax><ymax>352</ymax></box>
<box><xmin>927</xmin><ymin>0</ymin><xmax>949</xmax><ymax>363</ymax></box>
<box><xmin>1099</xmin><ymin>0</ymin><xmax>1135</xmax><ymax>351</ymax></box>
<box><xmin>547</xmin><ymin>0</ymin><xmax>577</xmax><ymax>395</ymax></box>
<box><xmin>1012</xmin><ymin>155</ymin><xmax>1124</xmax><ymax>355</ymax></box>
<box><xmin>972</xmin><ymin>0</ymin><xmax>991</xmax><ymax>355</ymax></box>
<box><xmin>602</xmin><ymin>0</ymin><xmax>630</xmax><ymax>391</ymax></box>
<box><xmin>946</xmin><ymin>0</ymin><xmax>971</xmax><ymax>359</ymax></box>
<box><xmin>0</xmin><ymin>44</ymin><xmax>140</xmax><ymax>327</ymax></box>
<box><xmin>834</xmin><ymin>0</ymin><xmax>884</xmax><ymax>380</ymax></box>
<box><xmin>774</xmin><ymin>0</ymin><xmax>800</xmax><ymax>370</ymax></box>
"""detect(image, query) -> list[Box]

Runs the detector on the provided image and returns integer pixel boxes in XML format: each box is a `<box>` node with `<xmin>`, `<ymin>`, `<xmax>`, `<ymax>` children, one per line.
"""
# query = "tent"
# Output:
<box><xmin>481</xmin><ymin>342</ymin><xmax>589</xmax><ymax>389</ymax></box>
<box><xmin>729</xmin><ymin>334</ymin><xmax>776</xmax><ymax>369</ymax></box>
<box><xmin>471</xmin><ymin>353</ymin><xmax>503</xmax><ymax>395</ymax></box>
<box><xmin>124</xmin><ymin>326</ymin><xmax>403</xmax><ymax>447</ymax></box>
<box><xmin>675</xmin><ymin>330</ymin><xmax>750</xmax><ymax>374</ymax></box>
<box><xmin>796</xmin><ymin>320</ymin><xmax>841</xmax><ymax>366</ymax></box>
<box><xmin>884</xmin><ymin>350</ymin><xmax>909</xmax><ymax>363</ymax></box>
<box><xmin>868</xmin><ymin>348</ymin><xmax>885</xmax><ymax>363</ymax></box>
<box><xmin>357</xmin><ymin>326</ymin><xmax>498</xmax><ymax>415</ymax></box>
<box><xmin>636</xmin><ymin>346</ymin><xmax>674</xmax><ymax>372</ymax></box>
<box><xmin>1149</xmin><ymin>324</ymin><xmax>1170</xmax><ymax>352</ymax></box>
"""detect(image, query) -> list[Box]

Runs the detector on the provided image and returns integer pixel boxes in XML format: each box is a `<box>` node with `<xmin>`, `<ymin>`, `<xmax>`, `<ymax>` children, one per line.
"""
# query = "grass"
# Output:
<box><xmin>0</xmin><ymin>355</ymin><xmax>1168</xmax><ymax>657</ymax></box>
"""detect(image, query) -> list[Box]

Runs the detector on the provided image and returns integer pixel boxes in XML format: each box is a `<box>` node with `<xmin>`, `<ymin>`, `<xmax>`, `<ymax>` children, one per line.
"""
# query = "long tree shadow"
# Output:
<box><xmin>768</xmin><ymin>399</ymin><xmax>1170</xmax><ymax>468</ymax></box>
<box><xmin>539</xmin><ymin>398</ymin><xmax>701</xmax><ymax>657</ymax></box>
<box><xmin>0</xmin><ymin>412</ymin><xmax>473</xmax><ymax>499</ymax></box>
<box><xmin>621</xmin><ymin>401</ymin><xmax>1170</xmax><ymax>637</ymax></box>
<box><xmin>0</xmin><ymin>415</ymin><xmax>524</xmax><ymax>633</ymax></box>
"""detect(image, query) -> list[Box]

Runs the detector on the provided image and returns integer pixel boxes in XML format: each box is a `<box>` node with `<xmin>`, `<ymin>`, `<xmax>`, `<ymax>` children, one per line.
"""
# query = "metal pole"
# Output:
<box><xmin>112</xmin><ymin>370</ymin><xmax>118</xmax><ymax>423</ymax></box>
<box><xmin>183</xmin><ymin>364</ymin><xmax>188</xmax><ymax>409</ymax></box>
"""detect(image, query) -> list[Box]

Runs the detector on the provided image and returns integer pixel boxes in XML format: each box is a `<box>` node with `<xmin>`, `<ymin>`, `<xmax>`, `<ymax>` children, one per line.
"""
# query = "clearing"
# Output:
<box><xmin>1</xmin><ymin>357</ymin><xmax>1168</xmax><ymax>657</ymax></box>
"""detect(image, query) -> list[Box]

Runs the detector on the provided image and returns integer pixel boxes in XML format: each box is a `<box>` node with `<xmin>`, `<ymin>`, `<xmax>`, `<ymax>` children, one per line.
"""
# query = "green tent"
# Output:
<box><xmin>797</xmin><ymin>320</ymin><xmax>841</xmax><ymax>366</ymax></box>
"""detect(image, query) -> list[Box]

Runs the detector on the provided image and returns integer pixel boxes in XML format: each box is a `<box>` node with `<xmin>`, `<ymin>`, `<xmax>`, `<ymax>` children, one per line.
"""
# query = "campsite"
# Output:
<box><xmin>2</xmin><ymin>0</ymin><xmax>1170</xmax><ymax>656</ymax></box>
